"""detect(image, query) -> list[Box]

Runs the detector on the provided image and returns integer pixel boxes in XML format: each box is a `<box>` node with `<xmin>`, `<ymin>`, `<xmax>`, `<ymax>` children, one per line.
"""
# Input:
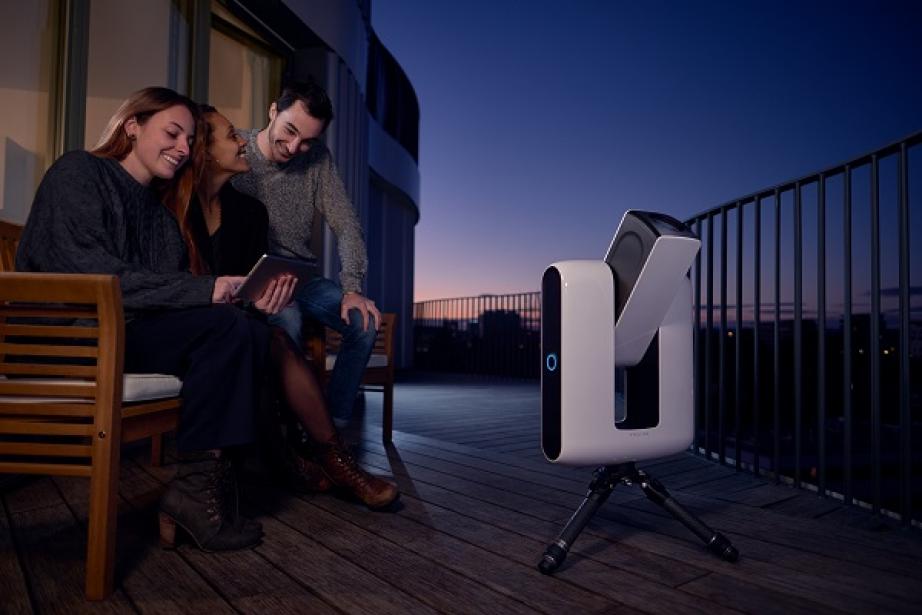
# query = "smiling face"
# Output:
<box><xmin>263</xmin><ymin>100</ymin><xmax>325</xmax><ymax>163</ymax></box>
<box><xmin>205</xmin><ymin>111</ymin><xmax>249</xmax><ymax>176</ymax></box>
<box><xmin>120</xmin><ymin>104</ymin><xmax>195</xmax><ymax>185</ymax></box>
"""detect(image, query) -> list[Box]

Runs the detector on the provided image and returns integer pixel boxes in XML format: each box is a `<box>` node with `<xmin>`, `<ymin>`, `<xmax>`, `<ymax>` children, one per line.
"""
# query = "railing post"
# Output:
<box><xmin>694</xmin><ymin>218</ymin><xmax>703</xmax><ymax>454</ymax></box>
<box><xmin>870</xmin><ymin>154</ymin><xmax>881</xmax><ymax>516</ymax></box>
<box><xmin>794</xmin><ymin>182</ymin><xmax>802</xmax><ymax>488</ymax></box>
<box><xmin>753</xmin><ymin>198</ymin><xmax>761</xmax><ymax>477</ymax></box>
<box><xmin>843</xmin><ymin>164</ymin><xmax>853</xmax><ymax>506</ymax></box>
<box><xmin>719</xmin><ymin>209</ymin><xmax>728</xmax><ymax>465</ymax></box>
<box><xmin>735</xmin><ymin>202</ymin><xmax>743</xmax><ymax>471</ymax></box>
<box><xmin>897</xmin><ymin>143</ymin><xmax>911</xmax><ymax>525</ymax></box>
<box><xmin>773</xmin><ymin>189</ymin><xmax>781</xmax><ymax>484</ymax></box>
<box><xmin>706</xmin><ymin>214</ymin><xmax>715</xmax><ymax>460</ymax></box>
<box><xmin>817</xmin><ymin>174</ymin><xmax>827</xmax><ymax>496</ymax></box>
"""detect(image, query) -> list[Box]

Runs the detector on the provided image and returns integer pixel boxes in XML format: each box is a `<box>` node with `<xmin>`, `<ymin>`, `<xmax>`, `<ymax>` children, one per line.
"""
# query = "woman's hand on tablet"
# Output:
<box><xmin>253</xmin><ymin>274</ymin><xmax>296</xmax><ymax>315</ymax></box>
<box><xmin>213</xmin><ymin>276</ymin><xmax>245</xmax><ymax>303</ymax></box>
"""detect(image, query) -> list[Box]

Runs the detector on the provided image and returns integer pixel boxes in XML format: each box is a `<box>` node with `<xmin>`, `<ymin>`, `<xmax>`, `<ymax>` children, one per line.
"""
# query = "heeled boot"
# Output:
<box><xmin>222</xmin><ymin>453</ymin><xmax>264</xmax><ymax>535</ymax></box>
<box><xmin>159</xmin><ymin>451</ymin><xmax>263</xmax><ymax>552</ymax></box>
<box><xmin>315</xmin><ymin>436</ymin><xmax>400</xmax><ymax>510</ymax></box>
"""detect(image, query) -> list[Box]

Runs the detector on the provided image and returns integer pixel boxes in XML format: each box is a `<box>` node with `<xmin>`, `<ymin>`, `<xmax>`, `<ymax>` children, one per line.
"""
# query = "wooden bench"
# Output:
<box><xmin>0</xmin><ymin>220</ymin><xmax>180</xmax><ymax>600</ymax></box>
<box><xmin>0</xmin><ymin>219</ymin><xmax>19</xmax><ymax>270</ymax></box>
<box><xmin>305</xmin><ymin>312</ymin><xmax>397</xmax><ymax>442</ymax></box>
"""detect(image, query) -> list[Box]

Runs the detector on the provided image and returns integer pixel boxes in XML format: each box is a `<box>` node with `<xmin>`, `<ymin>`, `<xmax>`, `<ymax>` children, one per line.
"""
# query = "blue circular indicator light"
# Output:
<box><xmin>545</xmin><ymin>353</ymin><xmax>558</xmax><ymax>372</ymax></box>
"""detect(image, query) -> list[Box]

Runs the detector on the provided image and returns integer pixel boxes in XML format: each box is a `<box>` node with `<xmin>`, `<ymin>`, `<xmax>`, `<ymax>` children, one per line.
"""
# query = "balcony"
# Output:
<box><xmin>2</xmin><ymin>373</ymin><xmax>921</xmax><ymax>611</ymax></box>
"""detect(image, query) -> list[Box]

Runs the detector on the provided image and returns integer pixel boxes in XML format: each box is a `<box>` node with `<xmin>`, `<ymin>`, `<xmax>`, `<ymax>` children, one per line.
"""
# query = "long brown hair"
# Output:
<box><xmin>92</xmin><ymin>87</ymin><xmax>208</xmax><ymax>274</ymax></box>
<box><xmin>186</xmin><ymin>104</ymin><xmax>220</xmax><ymax>275</ymax></box>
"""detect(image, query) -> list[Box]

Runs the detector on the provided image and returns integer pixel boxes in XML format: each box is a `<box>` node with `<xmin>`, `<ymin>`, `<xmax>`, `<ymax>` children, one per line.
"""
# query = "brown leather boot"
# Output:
<box><xmin>285</xmin><ymin>446</ymin><xmax>333</xmax><ymax>493</ymax></box>
<box><xmin>316</xmin><ymin>438</ymin><xmax>399</xmax><ymax>509</ymax></box>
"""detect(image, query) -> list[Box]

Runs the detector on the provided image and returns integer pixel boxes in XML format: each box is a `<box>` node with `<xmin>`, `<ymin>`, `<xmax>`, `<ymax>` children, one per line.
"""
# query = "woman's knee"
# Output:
<box><xmin>206</xmin><ymin>305</ymin><xmax>268</xmax><ymax>349</ymax></box>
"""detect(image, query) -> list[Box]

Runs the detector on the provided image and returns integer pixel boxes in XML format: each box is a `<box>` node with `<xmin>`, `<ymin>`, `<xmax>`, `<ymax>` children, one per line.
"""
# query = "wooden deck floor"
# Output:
<box><xmin>2</xmin><ymin>373</ymin><xmax>921</xmax><ymax>613</ymax></box>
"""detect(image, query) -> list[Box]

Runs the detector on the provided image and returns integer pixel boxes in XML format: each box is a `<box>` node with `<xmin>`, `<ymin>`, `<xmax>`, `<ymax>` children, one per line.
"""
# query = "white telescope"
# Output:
<box><xmin>537</xmin><ymin>210</ymin><xmax>738</xmax><ymax>574</ymax></box>
<box><xmin>541</xmin><ymin>210</ymin><xmax>700</xmax><ymax>465</ymax></box>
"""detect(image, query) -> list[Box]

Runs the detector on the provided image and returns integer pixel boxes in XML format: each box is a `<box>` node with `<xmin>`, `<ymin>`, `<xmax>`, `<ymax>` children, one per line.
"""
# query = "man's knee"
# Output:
<box><xmin>269</xmin><ymin>304</ymin><xmax>303</xmax><ymax>345</ymax></box>
<box><xmin>343</xmin><ymin>308</ymin><xmax>377</xmax><ymax>348</ymax></box>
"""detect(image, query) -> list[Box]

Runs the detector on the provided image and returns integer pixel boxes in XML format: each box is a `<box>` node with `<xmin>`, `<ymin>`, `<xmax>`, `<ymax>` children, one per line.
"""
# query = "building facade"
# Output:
<box><xmin>0</xmin><ymin>0</ymin><xmax>420</xmax><ymax>366</ymax></box>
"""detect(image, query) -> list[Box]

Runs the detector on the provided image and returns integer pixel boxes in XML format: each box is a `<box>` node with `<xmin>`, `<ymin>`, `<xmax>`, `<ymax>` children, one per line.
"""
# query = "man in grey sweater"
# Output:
<box><xmin>232</xmin><ymin>79</ymin><xmax>380</xmax><ymax>425</ymax></box>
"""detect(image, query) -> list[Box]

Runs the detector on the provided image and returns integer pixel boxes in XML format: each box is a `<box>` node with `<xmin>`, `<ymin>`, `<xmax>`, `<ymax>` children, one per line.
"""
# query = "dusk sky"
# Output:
<box><xmin>371</xmin><ymin>1</ymin><xmax>922</xmax><ymax>302</ymax></box>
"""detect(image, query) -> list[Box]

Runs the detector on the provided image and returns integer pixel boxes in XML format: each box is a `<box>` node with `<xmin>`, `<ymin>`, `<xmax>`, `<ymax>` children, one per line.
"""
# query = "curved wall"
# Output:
<box><xmin>281</xmin><ymin>0</ymin><xmax>368</xmax><ymax>92</ymax></box>
<box><xmin>279</xmin><ymin>1</ymin><xmax>420</xmax><ymax>368</ymax></box>
<box><xmin>368</xmin><ymin>115</ymin><xmax>420</xmax><ymax>217</ymax></box>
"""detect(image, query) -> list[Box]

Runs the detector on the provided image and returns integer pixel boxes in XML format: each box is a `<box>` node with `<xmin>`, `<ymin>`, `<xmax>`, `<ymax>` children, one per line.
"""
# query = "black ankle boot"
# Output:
<box><xmin>159</xmin><ymin>451</ymin><xmax>262</xmax><ymax>552</ymax></box>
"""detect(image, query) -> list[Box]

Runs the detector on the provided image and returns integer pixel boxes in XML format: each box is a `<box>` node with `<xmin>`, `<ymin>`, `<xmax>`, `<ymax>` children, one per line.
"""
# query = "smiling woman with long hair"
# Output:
<box><xmin>190</xmin><ymin>104</ymin><xmax>398</xmax><ymax>509</ymax></box>
<box><xmin>92</xmin><ymin>88</ymin><xmax>208</xmax><ymax>275</ymax></box>
<box><xmin>16</xmin><ymin>87</ymin><xmax>295</xmax><ymax>551</ymax></box>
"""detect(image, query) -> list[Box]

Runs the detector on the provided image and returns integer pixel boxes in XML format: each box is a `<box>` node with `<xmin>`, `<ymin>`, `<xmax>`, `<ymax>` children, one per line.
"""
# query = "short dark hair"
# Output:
<box><xmin>276</xmin><ymin>78</ymin><xmax>334</xmax><ymax>128</ymax></box>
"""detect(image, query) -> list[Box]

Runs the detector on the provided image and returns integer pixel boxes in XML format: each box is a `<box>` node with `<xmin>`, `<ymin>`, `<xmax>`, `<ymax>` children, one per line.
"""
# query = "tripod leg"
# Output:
<box><xmin>635</xmin><ymin>469</ymin><xmax>739</xmax><ymax>562</ymax></box>
<box><xmin>538</xmin><ymin>465</ymin><xmax>618</xmax><ymax>574</ymax></box>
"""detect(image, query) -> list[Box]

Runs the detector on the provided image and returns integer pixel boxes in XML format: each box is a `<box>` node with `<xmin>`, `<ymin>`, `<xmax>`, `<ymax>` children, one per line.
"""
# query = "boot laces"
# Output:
<box><xmin>331</xmin><ymin>446</ymin><xmax>372</xmax><ymax>487</ymax></box>
<box><xmin>203</xmin><ymin>457</ymin><xmax>233</xmax><ymax>524</ymax></box>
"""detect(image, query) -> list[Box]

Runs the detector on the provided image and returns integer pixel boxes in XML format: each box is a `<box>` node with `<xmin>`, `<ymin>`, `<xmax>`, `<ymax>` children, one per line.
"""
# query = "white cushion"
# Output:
<box><xmin>324</xmin><ymin>353</ymin><xmax>388</xmax><ymax>371</ymax></box>
<box><xmin>0</xmin><ymin>373</ymin><xmax>182</xmax><ymax>404</ymax></box>
<box><xmin>123</xmin><ymin>373</ymin><xmax>183</xmax><ymax>401</ymax></box>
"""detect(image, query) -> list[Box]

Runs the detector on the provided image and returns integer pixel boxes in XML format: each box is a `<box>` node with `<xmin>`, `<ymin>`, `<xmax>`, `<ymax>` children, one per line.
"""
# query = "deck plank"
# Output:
<box><xmin>1</xmin><ymin>374</ymin><xmax>920</xmax><ymax>612</ymax></box>
<box><xmin>252</xmin><ymin>515</ymin><xmax>446</xmax><ymax>615</ymax></box>
<box><xmin>4</xmin><ymin>478</ymin><xmax>136</xmax><ymax>613</ymax></box>
<box><xmin>52</xmin><ymin>463</ymin><xmax>239</xmax><ymax>615</ymax></box>
<box><xmin>0</xmin><ymin>500</ymin><xmax>32</xmax><ymax>614</ymax></box>
<box><xmin>258</xmin><ymin>489</ymin><xmax>547</xmax><ymax>615</ymax></box>
<box><xmin>678</xmin><ymin>572</ymin><xmax>844</xmax><ymax>615</ymax></box>
<box><xmin>381</xmin><ymin>428</ymin><xmax>922</xmax><ymax>559</ymax></box>
<box><xmin>354</xmin><ymin>433</ymin><xmax>922</xmax><ymax>613</ymax></box>
<box><xmin>308</xmin><ymin>488</ymin><xmax>698</xmax><ymax>614</ymax></box>
<box><xmin>111</xmin><ymin>459</ymin><xmax>339</xmax><ymax>615</ymax></box>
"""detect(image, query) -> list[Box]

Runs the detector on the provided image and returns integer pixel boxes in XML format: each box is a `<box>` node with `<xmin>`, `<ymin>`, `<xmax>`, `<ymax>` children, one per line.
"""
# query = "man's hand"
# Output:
<box><xmin>213</xmin><ymin>276</ymin><xmax>244</xmax><ymax>303</ymax></box>
<box><xmin>253</xmin><ymin>274</ymin><xmax>296</xmax><ymax>315</ymax></box>
<box><xmin>341</xmin><ymin>291</ymin><xmax>381</xmax><ymax>331</ymax></box>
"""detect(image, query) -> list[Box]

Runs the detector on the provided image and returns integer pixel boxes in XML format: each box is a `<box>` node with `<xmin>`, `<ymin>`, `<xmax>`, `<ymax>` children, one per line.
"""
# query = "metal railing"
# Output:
<box><xmin>687</xmin><ymin>130</ymin><xmax>921</xmax><ymax>525</ymax></box>
<box><xmin>413</xmin><ymin>293</ymin><xmax>541</xmax><ymax>378</ymax></box>
<box><xmin>413</xmin><ymin>130</ymin><xmax>921</xmax><ymax>524</ymax></box>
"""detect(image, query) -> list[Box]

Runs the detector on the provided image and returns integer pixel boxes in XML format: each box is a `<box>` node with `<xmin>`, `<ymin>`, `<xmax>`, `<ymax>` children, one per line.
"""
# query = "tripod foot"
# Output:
<box><xmin>707</xmin><ymin>532</ymin><xmax>739</xmax><ymax>562</ymax></box>
<box><xmin>537</xmin><ymin>542</ymin><xmax>567</xmax><ymax>574</ymax></box>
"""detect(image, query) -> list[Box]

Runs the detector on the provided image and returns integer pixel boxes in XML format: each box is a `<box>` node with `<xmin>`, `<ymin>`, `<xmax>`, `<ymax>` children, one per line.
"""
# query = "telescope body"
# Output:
<box><xmin>541</xmin><ymin>211</ymin><xmax>700</xmax><ymax>466</ymax></box>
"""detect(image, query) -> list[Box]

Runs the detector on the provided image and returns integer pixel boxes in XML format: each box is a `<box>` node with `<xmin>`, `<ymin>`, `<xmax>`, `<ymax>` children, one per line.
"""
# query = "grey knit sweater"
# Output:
<box><xmin>231</xmin><ymin>129</ymin><xmax>367</xmax><ymax>293</ymax></box>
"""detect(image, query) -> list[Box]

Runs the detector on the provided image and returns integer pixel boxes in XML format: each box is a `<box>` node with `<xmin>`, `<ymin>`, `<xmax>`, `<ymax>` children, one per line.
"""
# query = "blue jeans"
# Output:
<box><xmin>269</xmin><ymin>276</ymin><xmax>376</xmax><ymax>421</ymax></box>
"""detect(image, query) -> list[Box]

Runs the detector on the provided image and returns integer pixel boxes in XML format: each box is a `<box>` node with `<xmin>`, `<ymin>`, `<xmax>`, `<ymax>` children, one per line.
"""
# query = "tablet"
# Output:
<box><xmin>234</xmin><ymin>254</ymin><xmax>316</xmax><ymax>302</ymax></box>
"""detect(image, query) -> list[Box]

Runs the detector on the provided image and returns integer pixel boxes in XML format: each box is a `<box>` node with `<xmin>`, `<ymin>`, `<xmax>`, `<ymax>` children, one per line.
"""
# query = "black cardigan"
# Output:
<box><xmin>189</xmin><ymin>184</ymin><xmax>268</xmax><ymax>277</ymax></box>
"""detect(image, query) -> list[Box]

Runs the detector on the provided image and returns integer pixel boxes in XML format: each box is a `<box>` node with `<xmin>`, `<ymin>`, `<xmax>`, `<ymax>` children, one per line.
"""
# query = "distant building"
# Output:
<box><xmin>0</xmin><ymin>0</ymin><xmax>419</xmax><ymax>366</ymax></box>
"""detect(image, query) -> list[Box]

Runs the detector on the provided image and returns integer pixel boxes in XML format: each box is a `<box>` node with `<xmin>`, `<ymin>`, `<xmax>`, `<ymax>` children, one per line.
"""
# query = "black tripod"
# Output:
<box><xmin>538</xmin><ymin>462</ymin><xmax>739</xmax><ymax>574</ymax></box>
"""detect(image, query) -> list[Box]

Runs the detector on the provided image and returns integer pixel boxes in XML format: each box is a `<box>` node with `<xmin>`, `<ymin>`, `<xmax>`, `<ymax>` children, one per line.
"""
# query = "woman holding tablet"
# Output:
<box><xmin>16</xmin><ymin>87</ymin><xmax>296</xmax><ymax>551</ymax></box>
<box><xmin>189</xmin><ymin>105</ymin><xmax>398</xmax><ymax>509</ymax></box>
